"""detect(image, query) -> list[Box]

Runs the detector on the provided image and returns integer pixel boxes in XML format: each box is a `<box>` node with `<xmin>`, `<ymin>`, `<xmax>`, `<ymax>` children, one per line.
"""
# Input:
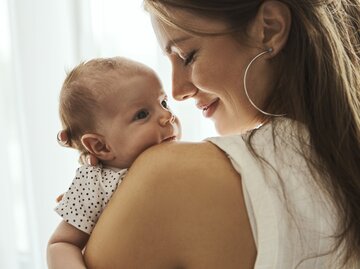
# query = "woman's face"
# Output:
<box><xmin>151</xmin><ymin>10</ymin><xmax>273</xmax><ymax>135</ymax></box>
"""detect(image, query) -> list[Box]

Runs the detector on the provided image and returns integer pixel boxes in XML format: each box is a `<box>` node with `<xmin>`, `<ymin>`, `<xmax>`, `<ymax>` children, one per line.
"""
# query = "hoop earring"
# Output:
<box><xmin>243</xmin><ymin>48</ymin><xmax>286</xmax><ymax>117</ymax></box>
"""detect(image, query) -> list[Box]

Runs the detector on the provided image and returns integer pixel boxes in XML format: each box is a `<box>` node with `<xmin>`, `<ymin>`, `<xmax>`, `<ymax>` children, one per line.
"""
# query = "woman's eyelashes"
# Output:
<box><xmin>182</xmin><ymin>50</ymin><xmax>197</xmax><ymax>66</ymax></box>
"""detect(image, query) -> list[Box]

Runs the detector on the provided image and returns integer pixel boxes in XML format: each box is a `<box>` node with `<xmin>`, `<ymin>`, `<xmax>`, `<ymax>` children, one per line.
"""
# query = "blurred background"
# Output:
<box><xmin>0</xmin><ymin>0</ymin><xmax>217</xmax><ymax>268</ymax></box>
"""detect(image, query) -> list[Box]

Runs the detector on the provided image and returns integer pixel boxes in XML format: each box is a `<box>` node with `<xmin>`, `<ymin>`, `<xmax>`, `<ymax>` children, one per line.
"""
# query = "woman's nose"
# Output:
<box><xmin>171</xmin><ymin>64</ymin><xmax>198</xmax><ymax>101</ymax></box>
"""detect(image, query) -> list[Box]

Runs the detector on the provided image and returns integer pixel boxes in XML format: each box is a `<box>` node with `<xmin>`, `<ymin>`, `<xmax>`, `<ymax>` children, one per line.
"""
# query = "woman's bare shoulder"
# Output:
<box><xmin>85</xmin><ymin>141</ymin><xmax>256</xmax><ymax>269</ymax></box>
<box><xmin>130</xmin><ymin>141</ymin><xmax>234</xmax><ymax>178</ymax></box>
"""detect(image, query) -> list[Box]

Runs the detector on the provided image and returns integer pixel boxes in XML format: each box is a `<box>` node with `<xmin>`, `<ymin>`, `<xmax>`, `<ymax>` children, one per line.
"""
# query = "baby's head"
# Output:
<box><xmin>59</xmin><ymin>57</ymin><xmax>181</xmax><ymax>168</ymax></box>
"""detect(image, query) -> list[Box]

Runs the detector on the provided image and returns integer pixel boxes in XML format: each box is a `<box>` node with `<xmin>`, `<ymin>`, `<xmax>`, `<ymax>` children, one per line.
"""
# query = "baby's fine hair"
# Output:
<box><xmin>59</xmin><ymin>57</ymin><xmax>152</xmax><ymax>153</ymax></box>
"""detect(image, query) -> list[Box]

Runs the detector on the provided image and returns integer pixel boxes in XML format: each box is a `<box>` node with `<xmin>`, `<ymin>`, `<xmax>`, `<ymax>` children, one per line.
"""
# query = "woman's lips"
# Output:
<box><xmin>199</xmin><ymin>98</ymin><xmax>220</xmax><ymax>118</ymax></box>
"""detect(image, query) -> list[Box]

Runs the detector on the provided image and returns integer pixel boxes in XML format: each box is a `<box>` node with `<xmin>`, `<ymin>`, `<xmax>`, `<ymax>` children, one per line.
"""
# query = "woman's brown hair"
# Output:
<box><xmin>144</xmin><ymin>0</ymin><xmax>360</xmax><ymax>266</ymax></box>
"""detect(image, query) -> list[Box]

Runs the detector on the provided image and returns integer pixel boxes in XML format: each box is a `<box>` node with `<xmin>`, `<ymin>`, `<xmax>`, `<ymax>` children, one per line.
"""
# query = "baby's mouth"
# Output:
<box><xmin>162</xmin><ymin>136</ymin><xmax>176</xmax><ymax>143</ymax></box>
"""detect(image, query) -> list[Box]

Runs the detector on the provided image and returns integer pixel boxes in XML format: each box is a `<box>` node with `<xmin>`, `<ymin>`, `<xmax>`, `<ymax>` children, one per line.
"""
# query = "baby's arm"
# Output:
<box><xmin>47</xmin><ymin>220</ymin><xmax>89</xmax><ymax>269</ymax></box>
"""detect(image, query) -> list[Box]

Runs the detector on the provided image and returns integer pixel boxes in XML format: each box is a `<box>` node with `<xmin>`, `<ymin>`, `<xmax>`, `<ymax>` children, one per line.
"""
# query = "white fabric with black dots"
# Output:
<box><xmin>55</xmin><ymin>165</ymin><xmax>127</xmax><ymax>234</ymax></box>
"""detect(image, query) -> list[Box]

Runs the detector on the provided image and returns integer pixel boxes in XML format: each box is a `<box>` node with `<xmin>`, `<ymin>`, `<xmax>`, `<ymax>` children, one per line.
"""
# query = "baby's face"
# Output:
<box><xmin>101</xmin><ymin>71</ymin><xmax>181</xmax><ymax>168</ymax></box>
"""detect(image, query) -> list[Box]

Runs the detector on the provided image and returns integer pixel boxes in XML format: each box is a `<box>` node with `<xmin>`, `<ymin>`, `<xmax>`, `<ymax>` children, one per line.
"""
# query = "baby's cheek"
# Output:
<box><xmin>174</xmin><ymin>117</ymin><xmax>182</xmax><ymax>139</ymax></box>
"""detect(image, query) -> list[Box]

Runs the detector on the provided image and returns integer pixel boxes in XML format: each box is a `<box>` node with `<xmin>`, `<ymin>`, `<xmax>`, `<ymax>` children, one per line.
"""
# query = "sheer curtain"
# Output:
<box><xmin>1</xmin><ymin>1</ymin><xmax>216</xmax><ymax>268</ymax></box>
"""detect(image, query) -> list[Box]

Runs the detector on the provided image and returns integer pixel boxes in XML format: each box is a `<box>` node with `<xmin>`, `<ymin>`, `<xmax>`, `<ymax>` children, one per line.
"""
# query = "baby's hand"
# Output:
<box><xmin>57</xmin><ymin>130</ymin><xmax>70</xmax><ymax>147</ymax></box>
<box><xmin>56</xmin><ymin>193</ymin><xmax>64</xmax><ymax>203</ymax></box>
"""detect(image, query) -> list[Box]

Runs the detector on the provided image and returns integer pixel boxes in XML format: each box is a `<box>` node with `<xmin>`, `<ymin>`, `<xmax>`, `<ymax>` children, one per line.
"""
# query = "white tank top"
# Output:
<box><xmin>206</xmin><ymin>118</ymin><xmax>342</xmax><ymax>269</ymax></box>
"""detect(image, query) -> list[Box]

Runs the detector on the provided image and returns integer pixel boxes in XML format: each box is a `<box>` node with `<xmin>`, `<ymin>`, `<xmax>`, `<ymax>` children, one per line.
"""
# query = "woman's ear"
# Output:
<box><xmin>81</xmin><ymin>133</ymin><xmax>115</xmax><ymax>161</ymax></box>
<box><xmin>249</xmin><ymin>0</ymin><xmax>291</xmax><ymax>55</ymax></box>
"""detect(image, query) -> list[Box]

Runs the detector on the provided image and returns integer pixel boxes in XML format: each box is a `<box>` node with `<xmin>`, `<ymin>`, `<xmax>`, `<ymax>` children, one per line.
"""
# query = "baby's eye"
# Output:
<box><xmin>161</xmin><ymin>100</ymin><xmax>169</xmax><ymax>109</ymax></box>
<box><xmin>134</xmin><ymin>109</ymin><xmax>149</xmax><ymax>120</ymax></box>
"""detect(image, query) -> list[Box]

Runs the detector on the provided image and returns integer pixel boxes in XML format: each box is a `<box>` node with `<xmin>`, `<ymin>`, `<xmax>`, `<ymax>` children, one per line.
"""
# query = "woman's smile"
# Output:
<box><xmin>196</xmin><ymin>97</ymin><xmax>220</xmax><ymax>118</ymax></box>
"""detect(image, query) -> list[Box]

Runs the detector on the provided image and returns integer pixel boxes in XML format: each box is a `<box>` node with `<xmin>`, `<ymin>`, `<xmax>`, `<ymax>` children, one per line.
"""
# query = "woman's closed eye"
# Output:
<box><xmin>133</xmin><ymin>109</ymin><xmax>150</xmax><ymax>121</ymax></box>
<box><xmin>182</xmin><ymin>50</ymin><xmax>197</xmax><ymax>66</ymax></box>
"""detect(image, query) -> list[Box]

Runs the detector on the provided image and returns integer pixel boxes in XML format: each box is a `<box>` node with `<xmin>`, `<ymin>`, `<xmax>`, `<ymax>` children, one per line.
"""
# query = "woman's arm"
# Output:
<box><xmin>47</xmin><ymin>221</ymin><xmax>89</xmax><ymax>269</ymax></box>
<box><xmin>84</xmin><ymin>142</ymin><xmax>256</xmax><ymax>269</ymax></box>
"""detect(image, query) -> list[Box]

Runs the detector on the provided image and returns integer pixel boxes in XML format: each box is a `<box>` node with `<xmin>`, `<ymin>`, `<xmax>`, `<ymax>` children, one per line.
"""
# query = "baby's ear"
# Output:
<box><xmin>81</xmin><ymin>133</ymin><xmax>115</xmax><ymax>161</ymax></box>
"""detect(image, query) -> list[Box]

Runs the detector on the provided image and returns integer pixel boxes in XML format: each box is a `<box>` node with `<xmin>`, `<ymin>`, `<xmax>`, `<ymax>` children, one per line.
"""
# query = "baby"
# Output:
<box><xmin>47</xmin><ymin>57</ymin><xmax>181</xmax><ymax>269</ymax></box>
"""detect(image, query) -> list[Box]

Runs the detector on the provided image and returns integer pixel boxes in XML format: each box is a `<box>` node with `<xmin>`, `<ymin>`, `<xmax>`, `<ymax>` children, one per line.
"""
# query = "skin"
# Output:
<box><xmin>85</xmin><ymin>142</ymin><xmax>257</xmax><ymax>269</ymax></box>
<box><xmin>84</xmin><ymin>1</ymin><xmax>291</xmax><ymax>268</ymax></box>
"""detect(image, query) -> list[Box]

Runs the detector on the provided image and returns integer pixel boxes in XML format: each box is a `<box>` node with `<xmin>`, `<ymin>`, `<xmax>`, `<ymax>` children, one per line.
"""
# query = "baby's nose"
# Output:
<box><xmin>160</xmin><ymin>110</ymin><xmax>175</xmax><ymax>126</ymax></box>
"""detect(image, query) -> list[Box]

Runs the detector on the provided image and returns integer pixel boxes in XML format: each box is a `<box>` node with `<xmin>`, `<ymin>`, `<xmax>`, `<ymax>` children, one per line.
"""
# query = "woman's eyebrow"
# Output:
<box><xmin>165</xmin><ymin>36</ymin><xmax>192</xmax><ymax>53</ymax></box>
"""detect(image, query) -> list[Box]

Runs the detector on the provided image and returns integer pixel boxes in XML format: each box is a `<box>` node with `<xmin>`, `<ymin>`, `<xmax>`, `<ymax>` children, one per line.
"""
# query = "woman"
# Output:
<box><xmin>83</xmin><ymin>0</ymin><xmax>360</xmax><ymax>268</ymax></box>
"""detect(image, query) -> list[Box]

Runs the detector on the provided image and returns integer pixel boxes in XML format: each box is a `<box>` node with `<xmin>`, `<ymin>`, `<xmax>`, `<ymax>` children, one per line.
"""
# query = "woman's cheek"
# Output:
<box><xmin>192</xmin><ymin>64</ymin><xmax>217</xmax><ymax>92</ymax></box>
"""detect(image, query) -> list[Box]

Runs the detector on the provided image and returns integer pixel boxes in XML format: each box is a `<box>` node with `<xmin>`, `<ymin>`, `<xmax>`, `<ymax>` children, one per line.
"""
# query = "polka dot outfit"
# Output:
<box><xmin>55</xmin><ymin>165</ymin><xmax>127</xmax><ymax>234</ymax></box>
